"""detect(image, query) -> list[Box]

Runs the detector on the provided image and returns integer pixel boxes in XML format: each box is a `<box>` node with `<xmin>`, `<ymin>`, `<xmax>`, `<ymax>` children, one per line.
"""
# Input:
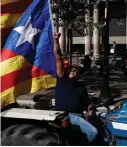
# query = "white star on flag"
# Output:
<box><xmin>14</xmin><ymin>16</ymin><xmax>42</xmax><ymax>48</ymax></box>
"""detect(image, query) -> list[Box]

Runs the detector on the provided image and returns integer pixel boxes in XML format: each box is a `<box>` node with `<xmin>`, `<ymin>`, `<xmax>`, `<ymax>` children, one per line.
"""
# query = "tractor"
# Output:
<box><xmin>1</xmin><ymin>92</ymin><xmax>127</xmax><ymax>146</ymax></box>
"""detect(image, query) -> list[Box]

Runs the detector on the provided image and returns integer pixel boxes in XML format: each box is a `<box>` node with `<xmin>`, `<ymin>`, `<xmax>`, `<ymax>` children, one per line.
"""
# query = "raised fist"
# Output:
<box><xmin>54</xmin><ymin>32</ymin><xmax>61</xmax><ymax>41</ymax></box>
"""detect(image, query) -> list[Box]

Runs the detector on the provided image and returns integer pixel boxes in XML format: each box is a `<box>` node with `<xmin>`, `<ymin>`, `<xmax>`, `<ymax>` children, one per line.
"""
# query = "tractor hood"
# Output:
<box><xmin>106</xmin><ymin>100</ymin><xmax>127</xmax><ymax>138</ymax></box>
<box><xmin>1</xmin><ymin>108</ymin><xmax>64</xmax><ymax>121</ymax></box>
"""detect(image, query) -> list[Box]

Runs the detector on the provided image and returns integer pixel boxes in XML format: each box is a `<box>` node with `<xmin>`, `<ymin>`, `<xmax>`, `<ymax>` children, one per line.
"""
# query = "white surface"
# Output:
<box><xmin>112</xmin><ymin>122</ymin><xmax>127</xmax><ymax>130</ymax></box>
<box><xmin>17</xmin><ymin>100</ymin><xmax>35</xmax><ymax>105</ymax></box>
<box><xmin>88</xmin><ymin>92</ymin><xmax>96</xmax><ymax>96</ymax></box>
<box><xmin>72</xmin><ymin>36</ymin><xmax>126</xmax><ymax>44</ymax></box>
<box><xmin>52</xmin><ymin>99</ymin><xmax>55</xmax><ymax>106</ymax></box>
<box><xmin>110</xmin><ymin>48</ymin><xmax>115</xmax><ymax>53</ymax></box>
<box><xmin>1</xmin><ymin>108</ymin><xmax>64</xmax><ymax>121</ymax></box>
<box><xmin>97</xmin><ymin>106</ymin><xmax>115</xmax><ymax>113</ymax></box>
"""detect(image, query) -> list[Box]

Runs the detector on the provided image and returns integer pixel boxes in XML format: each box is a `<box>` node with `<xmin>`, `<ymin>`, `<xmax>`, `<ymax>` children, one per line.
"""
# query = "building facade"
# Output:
<box><xmin>53</xmin><ymin>0</ymin><xmax>127</xmax><ymax>57</ymax></box>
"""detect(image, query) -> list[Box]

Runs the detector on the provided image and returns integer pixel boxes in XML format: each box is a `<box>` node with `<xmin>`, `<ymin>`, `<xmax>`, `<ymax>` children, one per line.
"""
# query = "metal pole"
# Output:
<box><xmin>101</xmin><ymin>0</ymin><xmax>111</xmax><ymax>104</ymax></box>
<box><xmin>68</xmin><ymin>29</ymin><xmax>72</xmax><ymax>65</ymax></box>
<box><xmin>67</xmin><ymin>29</ymin><xmax>69</xmax><ymax>54</ymax></box>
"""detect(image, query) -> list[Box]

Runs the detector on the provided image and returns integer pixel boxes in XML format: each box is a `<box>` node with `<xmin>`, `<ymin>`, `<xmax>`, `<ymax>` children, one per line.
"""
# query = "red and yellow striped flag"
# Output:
<box><xmin>1</xmin><ymin>0</ymin><xmax>56</xmax><ymax>107</ymax></box>
<box><xmin>1</xmin><ymin>0</ymin><xmax>33</xmax><ymax>46</ymax></box>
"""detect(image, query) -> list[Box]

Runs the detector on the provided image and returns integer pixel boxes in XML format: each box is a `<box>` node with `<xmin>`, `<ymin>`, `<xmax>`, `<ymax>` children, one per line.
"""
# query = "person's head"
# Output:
<box><xmin>84</xmin><ymin>54</ymin><xmax>90</xmax><ymax>59</ymax></box>
<box><xmin>69</xmin><ymin>64</ymin><xmax>80</xmax><ymax>79</ymax></box>
<box><xmin>113</xmin><ymin>41</ymin><xmax>116</xmax><ymax>44</ymax></box>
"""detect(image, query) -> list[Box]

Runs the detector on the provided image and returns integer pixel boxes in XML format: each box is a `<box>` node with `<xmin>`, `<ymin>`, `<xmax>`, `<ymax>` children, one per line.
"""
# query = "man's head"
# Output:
<box><xmin>113</xmin><ymin>41</ymin><xmax>116</xmax><ymax>44</ymax></box>
<box><xmin>69</xmin><ymin>65</ymin><xmax>80</xmax><ymax>79</ymax></box>
<box><xmin>84</xmin><ymin>54</ymin><xmax>90</xmax><ymax>59</ymax></box>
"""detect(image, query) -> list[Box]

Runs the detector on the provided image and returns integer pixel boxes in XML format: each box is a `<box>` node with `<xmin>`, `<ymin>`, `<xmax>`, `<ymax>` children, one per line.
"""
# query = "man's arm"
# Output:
<box><xmin>54</xmin><ymin>32</ymin><xmax>64</xmax><ymax>77</ymax></box>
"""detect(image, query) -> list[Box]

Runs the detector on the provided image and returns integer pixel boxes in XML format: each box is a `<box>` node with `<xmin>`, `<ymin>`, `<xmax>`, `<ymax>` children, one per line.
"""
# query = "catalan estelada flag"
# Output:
<box><xmin>1</xmin><ymin>0</ymin><xmax>56</xmax><ymax>107</ymax></box>
<box><xmin>1</xmin><ymin>0</ymin><xmax>33</xmax><ymax>47</ymax></box>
